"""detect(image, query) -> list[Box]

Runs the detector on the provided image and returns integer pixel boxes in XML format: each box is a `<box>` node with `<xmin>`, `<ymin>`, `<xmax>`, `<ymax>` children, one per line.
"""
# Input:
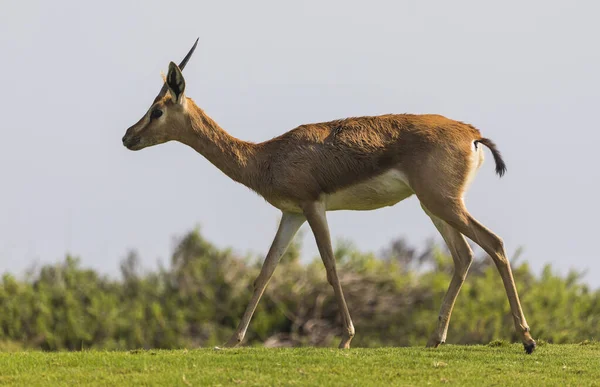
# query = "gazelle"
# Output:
<box><xmin>122</xmin><ymin>39</ymin><xmax>536</xmax><ymax>354</ymax></box>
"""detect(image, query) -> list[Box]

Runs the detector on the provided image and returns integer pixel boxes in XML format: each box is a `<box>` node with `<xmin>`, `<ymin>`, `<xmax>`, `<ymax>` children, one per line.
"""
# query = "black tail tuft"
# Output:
<box><xmin>474</xmin><ymin>138</ymin><xmax>507</xmax><ymax>177</ymax></box>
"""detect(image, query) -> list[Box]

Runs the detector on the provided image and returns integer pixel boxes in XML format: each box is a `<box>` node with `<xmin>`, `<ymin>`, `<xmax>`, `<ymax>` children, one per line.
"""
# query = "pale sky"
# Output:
<box><xmin>1</xmin><ymin>1</ymin><xmax>599</xmax><ymax>285</ymax></box>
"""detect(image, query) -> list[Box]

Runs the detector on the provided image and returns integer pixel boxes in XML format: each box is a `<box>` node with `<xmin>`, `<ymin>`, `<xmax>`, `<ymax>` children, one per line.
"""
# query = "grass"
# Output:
<box><xmin>1</xmin><ymin>343</ymin><xmax>599</xmax><ymax>386</ymax></box>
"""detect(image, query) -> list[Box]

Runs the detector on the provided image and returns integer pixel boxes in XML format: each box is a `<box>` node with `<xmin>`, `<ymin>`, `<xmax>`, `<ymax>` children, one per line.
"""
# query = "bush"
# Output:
<box><xmin>1</xmin><ymin>227</ymin><xmax>598</xmax><ymax>350</ymax></box>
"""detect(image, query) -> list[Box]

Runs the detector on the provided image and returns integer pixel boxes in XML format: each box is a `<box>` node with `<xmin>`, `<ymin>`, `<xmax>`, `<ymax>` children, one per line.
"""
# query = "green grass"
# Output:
<box><xmin>1</xmin><ymin>343</ymin><xmax>599</xmax><ymax>386</ymax></box>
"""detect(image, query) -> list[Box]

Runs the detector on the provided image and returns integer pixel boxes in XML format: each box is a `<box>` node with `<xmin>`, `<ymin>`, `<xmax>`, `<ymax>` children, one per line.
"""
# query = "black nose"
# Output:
<box><xmin>123</xmin><ymin>135</ymin><xmax>140</xmax><ymax>148</ymax></box>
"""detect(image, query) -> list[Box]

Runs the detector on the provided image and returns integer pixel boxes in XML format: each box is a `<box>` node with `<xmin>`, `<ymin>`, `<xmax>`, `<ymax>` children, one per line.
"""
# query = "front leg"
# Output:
<box><xmin>225</xmin><ymin>212</ymin><xmax>305</xmax><ymax>347</ymax></box>
<box><xmin>302</xmin><ymin>201</ymin><xmax>355</xmax><ymax>349</ymax></box>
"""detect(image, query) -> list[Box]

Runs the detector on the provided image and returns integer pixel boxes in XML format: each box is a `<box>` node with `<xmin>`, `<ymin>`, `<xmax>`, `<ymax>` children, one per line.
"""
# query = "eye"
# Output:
<box><xmin>150</xmin><ymin>109</ymin><xmax>163</xmax><ymax>120</ymax></box>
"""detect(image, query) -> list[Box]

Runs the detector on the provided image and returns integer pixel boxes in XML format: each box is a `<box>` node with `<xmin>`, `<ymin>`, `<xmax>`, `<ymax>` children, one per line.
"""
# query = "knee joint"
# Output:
<box><xmin>465</xmin><ymin>251</ymin><xmax>474</xmax><ymax>265</ymax></box>
<box><xmin>493</xmin><ymin>236</ymin><xmax>506</xmax><ymax>256</ymax></box>
<box><xmin>326</xmin><ymin>272</ymin><xmax>337</xmax><ymax>287</ymax></box>
<box><xmin>494</xmin><ymin>254</ymin><xmax>510</xmax><ymax>268</ymax></box>
<box><xmin>454</xmin><ymin>254</ymin><xmax>473</xmax><ymax>278</ymax></box>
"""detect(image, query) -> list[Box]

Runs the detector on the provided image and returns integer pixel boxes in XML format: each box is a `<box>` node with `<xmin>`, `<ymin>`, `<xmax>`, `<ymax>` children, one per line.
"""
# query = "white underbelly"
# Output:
<box><xmin>325</xmin><ymin>169</ymin><xmax>414</xmax><ymax>211</ymax></box>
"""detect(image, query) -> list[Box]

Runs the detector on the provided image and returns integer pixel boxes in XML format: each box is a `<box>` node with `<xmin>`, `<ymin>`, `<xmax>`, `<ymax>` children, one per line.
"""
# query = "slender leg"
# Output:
<box><xmin>421</xmin><ymin>198</ymin><xmax>536</xmax><ymax>353</ymax></box>
<box><xmin>302</xmin><ymin>201</ymin><xmax>355</xmax><ymax>349</ymax></box>
<box><xmin>224</xmin><ymin>212</ymin><xmax>305</xmax><ymax>347</ymax></box>
<box><xmin>422</xmin><ymin>205</ymin><xmax>474</xmax><ymax>348</ymax></box>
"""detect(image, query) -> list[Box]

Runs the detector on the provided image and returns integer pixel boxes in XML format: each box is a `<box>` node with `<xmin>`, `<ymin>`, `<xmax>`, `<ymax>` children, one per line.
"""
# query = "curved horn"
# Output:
<box><xmin>157</xmin><ymin>38</ymin><xmax>199</xmax><ymax>98</ymax></box>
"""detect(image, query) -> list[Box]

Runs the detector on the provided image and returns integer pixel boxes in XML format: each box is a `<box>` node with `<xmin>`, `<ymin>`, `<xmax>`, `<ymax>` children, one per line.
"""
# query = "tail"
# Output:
<box><xmin>474</xmin><ymin>137</ymin><xmax>507</xmax><ymax>177</ymax></box>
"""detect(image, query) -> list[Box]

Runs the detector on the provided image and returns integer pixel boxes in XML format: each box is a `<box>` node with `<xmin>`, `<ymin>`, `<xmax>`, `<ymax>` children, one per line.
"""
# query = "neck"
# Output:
<box><xmin>179</xmin><ymin>99</ymin><xmax>259</xmax><ymax>188</ymax></box>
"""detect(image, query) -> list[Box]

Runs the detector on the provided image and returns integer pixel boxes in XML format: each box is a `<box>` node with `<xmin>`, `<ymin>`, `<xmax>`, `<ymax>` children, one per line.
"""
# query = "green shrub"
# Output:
<box><xmin>0</xmin><ymin>227</ymin><xmax>598</xmax><ymax>350</ymax></box>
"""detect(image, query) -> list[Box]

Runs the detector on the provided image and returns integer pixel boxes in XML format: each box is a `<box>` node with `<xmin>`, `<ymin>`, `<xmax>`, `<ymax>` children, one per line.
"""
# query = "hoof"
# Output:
<box><xmin>224</xmin><ymin>336</ymin><xmax>243</xmax><ymax>348</ymax></box>
<box><xmin>338</xmin><ymin>333</ymin><xmax>354</xmax><ymax>349</ymax></box>
<box><xmin>426</xmin><ymin>338</ymin><xmax>443</xmax><ymax>348</ymax></box>
<box><xmin>523</xmin><ymin>340</ymin><xmax>536</xmax><ymax>354</ymax></box>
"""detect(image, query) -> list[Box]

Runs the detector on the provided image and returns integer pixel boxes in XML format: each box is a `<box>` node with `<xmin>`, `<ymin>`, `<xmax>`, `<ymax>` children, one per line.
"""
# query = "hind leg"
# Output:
<box><xmin>421</xmin><ymin>204</ymin><xmax>474</xmax><ymax>348</ymax></box>
<box><xmin>418</xmin><ymin>196</ymin><xmax>536</xmax><ymax>353</ymax></box>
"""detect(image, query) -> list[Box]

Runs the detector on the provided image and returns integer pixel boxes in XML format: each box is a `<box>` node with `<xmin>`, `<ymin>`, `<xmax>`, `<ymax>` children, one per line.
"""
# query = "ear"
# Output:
<box><xmin>166</xmin><ymin>61</ymin><xmax>186</xmax><ymax>103</ymax></box>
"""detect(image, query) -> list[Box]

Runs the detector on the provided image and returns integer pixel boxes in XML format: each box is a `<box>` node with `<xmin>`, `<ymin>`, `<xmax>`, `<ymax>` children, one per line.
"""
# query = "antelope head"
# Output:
<box><xmin>122</xmin><ymin>39</ymin><xmax>199</xmax><ymax>151</ymax></box>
